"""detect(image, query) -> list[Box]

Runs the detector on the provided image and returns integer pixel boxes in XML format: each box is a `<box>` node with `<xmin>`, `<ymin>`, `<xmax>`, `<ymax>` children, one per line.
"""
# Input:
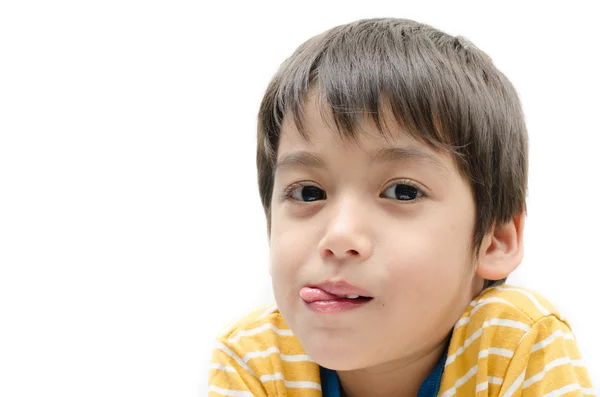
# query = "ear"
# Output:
<box><xmin>476</xmin><ymin>210</ymin><xmax>526</xmax><ymax>280</ymax></box>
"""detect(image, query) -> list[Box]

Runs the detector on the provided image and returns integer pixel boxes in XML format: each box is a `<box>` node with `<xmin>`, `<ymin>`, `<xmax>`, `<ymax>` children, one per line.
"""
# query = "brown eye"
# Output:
<box><xmin>381</xmin><ymin>183</ymin><xmax>422</xmax><ymax>201</ymax></box>
<box><xmin>291</xmin><ymin>185</ymin><xmax>326</xmax><ymax>202</ymax></box>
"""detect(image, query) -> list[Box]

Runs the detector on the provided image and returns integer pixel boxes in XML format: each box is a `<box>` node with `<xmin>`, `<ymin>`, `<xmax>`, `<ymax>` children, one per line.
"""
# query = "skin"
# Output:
<box><xmin>268</xmin><ymin>91</ymin><xmax>524</xmax><ymax>397</ymax></box>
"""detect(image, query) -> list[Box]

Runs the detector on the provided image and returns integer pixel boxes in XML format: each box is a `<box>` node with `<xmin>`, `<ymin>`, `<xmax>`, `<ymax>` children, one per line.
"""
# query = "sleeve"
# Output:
<box><xmin>208</xmin><ymin>338</ymin><xmax>269</xmax><ymax>397</ymax></box>
<box><xmin>499</xmin><ymin>315</ymin><xmax>595</xmax><ymax>397</ymax></box>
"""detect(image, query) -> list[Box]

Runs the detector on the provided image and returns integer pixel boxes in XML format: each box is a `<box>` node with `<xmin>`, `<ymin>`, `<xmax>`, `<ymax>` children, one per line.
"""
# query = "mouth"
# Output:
<box><xmin>299</xmin><ymin>287</ymin><xmax>373</xmax><ymax>303</ymax></box>
<box><xmin>299</xmin><ymin>280</ymin><xmax>374</xmax><ymax>313</ymax></box>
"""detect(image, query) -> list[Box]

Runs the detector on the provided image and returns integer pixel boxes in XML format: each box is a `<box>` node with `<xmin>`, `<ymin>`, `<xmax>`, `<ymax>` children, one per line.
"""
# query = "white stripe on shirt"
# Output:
<box><xmin>503</xmin><ymin>370</ymin><xmax>526</xmax><ymax>397</ymax></box>
<box><xmin>214</xmin><ymin>342</ymin><xmax>256</xmax><ymax>376</ymax></box>
<box><xmin>439</xmin><ymin>364</ymin><xmax>478</xmax><ymax>397</ymax></box>
<box><xmin>455</xmin><ymin>297</ymin><xmax>519</xmax><ymax>328</ymax></box>
<box><xmin>209</xmin><ymin>363</ymin><xmax>236</xmax><ymax>372</ymax></box>
<box><xmin>446</xmin><ymin>318</ymin><xmax>529</xmax><ymax>366</ymax></box>
<box><xmin>478</xmin><ymin>347</ymin><xmax>514</xmax><ymax>359</ymax></box>
<box><xmin>208</xmin><ymin>385</ymin><xmax>254</xmax><ymax>397</ymax></box>
<box><xmin>243</xmin><ymin>346</ymin><xmax>314</xmax><ymax>363</ymax></box>
<box><xmin>493</xmin><ymin>286</ymin><xmax>551</xmax><ymax>316</ymax></box>
<box><xmin>542</xmin><ymin>383</ymin><xmax>583</xmax><ymax>397</ymax></box>
<box><xmin>531</xmin><ymin>329</ymin><xmax>574</xmax><ymax>353</ymax></box>
<box><xmin>259</xmin><ymin>373</ymin><xmax>321</xmax><ymax>390</ymax></box>
<box><xmin>523</xmin><ymin>357</ymin><xmax>572</xmax><ymax>389</ymax></box>
<box><xmin>228</xmin><ymin>323</ymin><xmax>294</xmax><ymax>343</ymax></box>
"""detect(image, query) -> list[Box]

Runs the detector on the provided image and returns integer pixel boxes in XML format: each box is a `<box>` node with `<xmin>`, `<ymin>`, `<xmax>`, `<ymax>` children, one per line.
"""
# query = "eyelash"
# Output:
<box><xmin>282</xmin><ymin>179</ymin><xmax>426</xmax><ymax>203</ymax></box>
<box><xmin>282</xmin><ymin>182</ymin><xmax>323</xmax><ymax>202</ymax></box>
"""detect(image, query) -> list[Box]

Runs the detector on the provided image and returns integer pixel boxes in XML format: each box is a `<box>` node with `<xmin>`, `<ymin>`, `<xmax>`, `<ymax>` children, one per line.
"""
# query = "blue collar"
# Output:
<box><xmin>320</xmin><ymin>346</ymin><xmax>448</xmax><ymax>397</ymax></box>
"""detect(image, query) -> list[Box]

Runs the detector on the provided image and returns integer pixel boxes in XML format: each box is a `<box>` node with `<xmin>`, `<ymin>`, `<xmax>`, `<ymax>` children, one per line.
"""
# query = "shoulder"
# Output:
<box><xmin>447</xmin><ymin>284</ymin><xmax>567</xmax><ymax>358</ymax></box>
<box><xmin>217</xmin><ymin>304</ymin><xmax>288</xmax><ymax>340</ymax></box>
<box><xmin>439</xmin><ymin>285</ymin><xmax>591</xmax><ymax>397</ymax></box>
<box><xmin>209</xmin><ymin>304</ymin><xmax>322</xmax><ymax>396</ymax></box>
<box><xmin>215</xmin><ymin>303</ymin><xmax>308</xmax><ymax>358</ymax></box>
<box><xmin>450</xmin><ymin>284</ymin><xmax>568</xmax><ymax>346</ymax></box>
<box><xmin>474</xmin><ymin>284</ymin><xmax>566</xmax><ymax>325</ymax></box>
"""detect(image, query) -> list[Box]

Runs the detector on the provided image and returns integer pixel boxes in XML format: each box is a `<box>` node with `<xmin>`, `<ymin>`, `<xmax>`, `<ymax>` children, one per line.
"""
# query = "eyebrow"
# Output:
<box><xmin>275</xmin><ymin>147</ymin><xmax>449</xmax><ymax>174</ymax></box>
<box><xmin>275</xmin><ymin>151</ymin><xmax>327</xmax><ymax>172</ymax></box>
<box><xmin>370</xmin><ymin>147</ymin><xmax>448</xmax><ymax>171</ymax></box>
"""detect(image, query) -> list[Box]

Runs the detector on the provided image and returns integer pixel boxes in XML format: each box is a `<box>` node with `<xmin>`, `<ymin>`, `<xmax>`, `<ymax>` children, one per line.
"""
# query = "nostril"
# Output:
<box><xmin>321</xmin><ymin>248</ymin><xmax>360</xmax><ymax>258</ymax></box>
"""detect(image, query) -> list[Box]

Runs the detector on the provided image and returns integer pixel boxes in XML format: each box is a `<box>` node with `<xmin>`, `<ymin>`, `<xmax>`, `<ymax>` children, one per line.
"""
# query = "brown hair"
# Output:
<box><xmin>256</xmin><ymin>18</ymin><xmax>528</xmax><ymax>285</ymax></box>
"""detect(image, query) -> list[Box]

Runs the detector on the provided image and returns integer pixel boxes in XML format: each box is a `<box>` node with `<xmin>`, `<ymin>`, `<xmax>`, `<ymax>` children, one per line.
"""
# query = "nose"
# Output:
<box><xmin>317</xmin><ymin>198</ymin><xmax>373</xmax><ymax>262</ymax></box>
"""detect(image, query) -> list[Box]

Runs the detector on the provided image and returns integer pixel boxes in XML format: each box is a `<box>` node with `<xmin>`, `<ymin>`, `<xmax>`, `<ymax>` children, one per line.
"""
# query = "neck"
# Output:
<box><xmin>336</xmin><ymin>337</ymin><xmax>448</xmax><ymax>397</ymax></box>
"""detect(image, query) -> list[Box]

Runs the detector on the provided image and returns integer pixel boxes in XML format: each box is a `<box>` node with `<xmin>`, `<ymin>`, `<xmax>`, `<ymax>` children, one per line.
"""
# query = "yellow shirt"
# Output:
<box><xmin>208</xmin><ymin>285</ymin><xmax>594</xmax><ymax>396</ymax></box>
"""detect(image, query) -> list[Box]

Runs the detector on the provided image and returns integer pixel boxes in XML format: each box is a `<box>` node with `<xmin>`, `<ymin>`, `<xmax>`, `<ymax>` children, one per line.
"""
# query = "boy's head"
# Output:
<box><xmin>256</xmin><ymin>18</ymin><xmax>527</xmax><ymax>370</ymax></box>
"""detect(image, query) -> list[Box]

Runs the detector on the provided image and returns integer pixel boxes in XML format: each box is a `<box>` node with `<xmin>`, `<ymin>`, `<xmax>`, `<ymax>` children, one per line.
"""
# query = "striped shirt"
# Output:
<box><xmin>208</xmin><ymin>285</ymin><xmax>595</xmax><ymax>396</ymax></box>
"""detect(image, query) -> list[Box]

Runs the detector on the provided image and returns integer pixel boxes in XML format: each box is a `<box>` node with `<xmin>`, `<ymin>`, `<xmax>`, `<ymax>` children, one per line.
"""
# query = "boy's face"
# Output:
<box><xmin>269</xmin><ymin>92</ymin><xmax>484</xmax><ymax>371</ymax></box>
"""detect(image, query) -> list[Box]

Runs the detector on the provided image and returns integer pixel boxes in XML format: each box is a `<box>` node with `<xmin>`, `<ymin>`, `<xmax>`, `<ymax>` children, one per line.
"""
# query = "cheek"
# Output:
<box><xmin>269</xmin><ymin>217</ymin><xmax>313</xmax><ymax>295</ymax></box>
<box><xmin>270</xmin><ymin>225</ymin><xmax>307</xmax><ymax>268</ymax></box>
<box><xmin>383</xmin><ymin>213</ymin><xmax>474</xmax><ymax>292</ymax></box>
<box><xmin>269</xmin><ymin>234</ymin><xmax>315</xmax><ymax>316</ymax></box>
<box><xmin>379</xmin><ymin>218</ymin><xmax>475</xmax><ymax>338</ymax></box>
<box><xmin>270</xmin><ymin>203</ymin><xmax>321</xmax><ymax>265</ymax></box>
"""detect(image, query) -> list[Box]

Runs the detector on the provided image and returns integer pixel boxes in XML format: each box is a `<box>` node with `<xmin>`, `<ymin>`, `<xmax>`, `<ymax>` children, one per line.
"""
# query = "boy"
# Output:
<box><xmin>208</xmin><ymin>18</ymin><xmax>594</xmax><ymax>396</ymax></box>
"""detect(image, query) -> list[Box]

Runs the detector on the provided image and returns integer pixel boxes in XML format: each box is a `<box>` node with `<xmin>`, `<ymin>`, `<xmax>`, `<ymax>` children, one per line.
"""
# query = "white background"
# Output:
<box><xmin>1</xmin><ymin>1</ymin><xmax>598</xmax><ymax>396</ymax></box>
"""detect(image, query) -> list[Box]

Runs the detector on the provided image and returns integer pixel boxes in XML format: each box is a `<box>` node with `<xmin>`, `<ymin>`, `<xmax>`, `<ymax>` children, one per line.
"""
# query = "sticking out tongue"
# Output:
<box><xmin>299</xmin><ymin>287</ymin><xmax>339</xmax><ymax>303</ymax></box>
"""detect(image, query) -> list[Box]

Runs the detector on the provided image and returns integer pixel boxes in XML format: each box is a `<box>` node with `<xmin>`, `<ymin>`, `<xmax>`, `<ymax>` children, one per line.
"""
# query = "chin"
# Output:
<box><xmin>317</xmin><ymin>359</ymin><xmax>365</xmax><ymax>371</ymax></box>
<box><xmin>313</xmin><ymin>352</ymin><xmax>375</xmax><ymax>371</ymax></box>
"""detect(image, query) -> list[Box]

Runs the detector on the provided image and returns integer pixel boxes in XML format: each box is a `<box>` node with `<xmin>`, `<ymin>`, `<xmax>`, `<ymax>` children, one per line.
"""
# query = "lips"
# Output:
<box><xmin>299</xmin><ymin>280</ymin><xmax>374</xmax><ymax>303</ymax></box>
<box><xmin>299</xmin><ymin>287</ymin><xmax>340</xmax><ymax>303</ymax></box>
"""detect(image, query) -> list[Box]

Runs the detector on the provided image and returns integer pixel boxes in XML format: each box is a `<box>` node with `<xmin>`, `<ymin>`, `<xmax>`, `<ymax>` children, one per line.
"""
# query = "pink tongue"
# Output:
<box><xmin>299</xmin><ymin>287</ymin><xmax>339</xmax><ymax>303</ymax></box>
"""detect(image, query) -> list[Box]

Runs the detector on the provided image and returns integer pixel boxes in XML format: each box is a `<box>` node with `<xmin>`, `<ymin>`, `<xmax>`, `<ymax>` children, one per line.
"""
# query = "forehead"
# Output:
<box><xmin>278</xmin><ymin>91</ymin><xmax>453</xmax><ymax>165</ymax></box>
<box><xmin>280</xmin><ymin>90</ymin><xmax>419</xmax><ymax>150</ymax></box>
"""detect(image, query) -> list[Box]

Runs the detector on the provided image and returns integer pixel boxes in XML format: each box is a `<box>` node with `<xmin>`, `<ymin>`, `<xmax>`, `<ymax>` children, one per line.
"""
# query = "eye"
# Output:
<box><xmin>288</xmin><ymin>184</ymin><xmax>327</xmax><ymax>202</ymax></box>
<box><xmin>381</xmin><ymin>182</ymin><xmax>423</xmax><ymax>201</ymax></box>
